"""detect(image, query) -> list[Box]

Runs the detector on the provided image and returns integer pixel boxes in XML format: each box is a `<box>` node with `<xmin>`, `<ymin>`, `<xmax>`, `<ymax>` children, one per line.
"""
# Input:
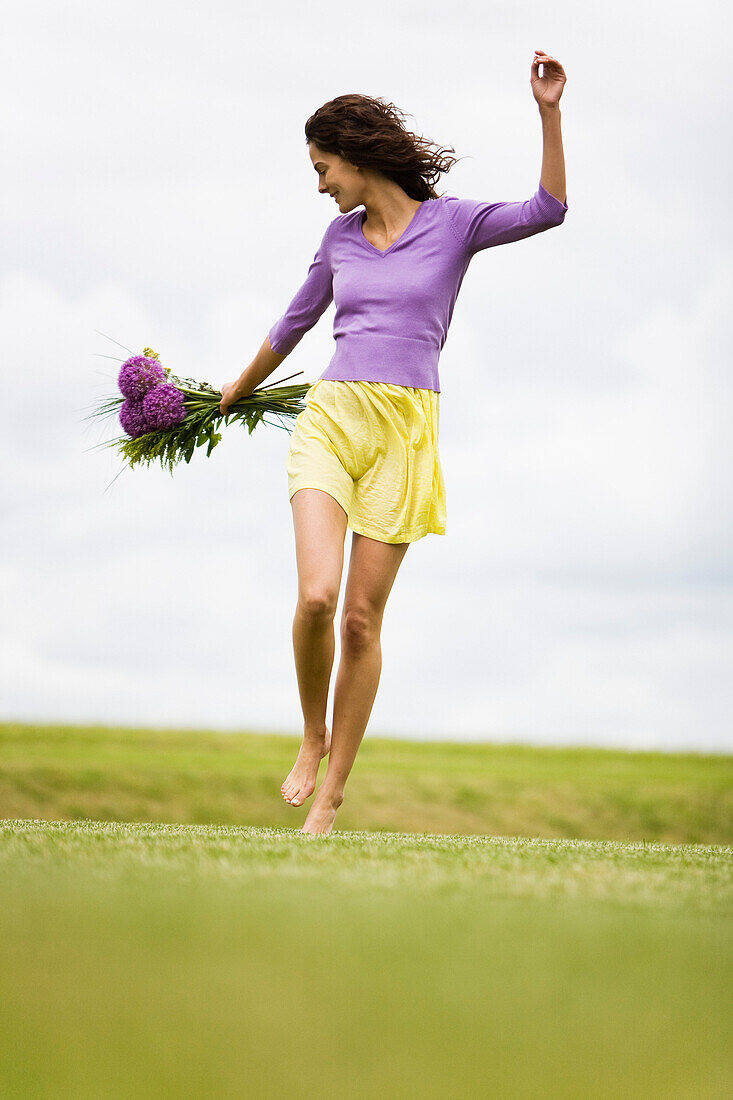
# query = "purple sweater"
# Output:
<box><xmin>268</xmin><ymin>182</ymin><xmax>568</xmax><ymax>392</ymax></box>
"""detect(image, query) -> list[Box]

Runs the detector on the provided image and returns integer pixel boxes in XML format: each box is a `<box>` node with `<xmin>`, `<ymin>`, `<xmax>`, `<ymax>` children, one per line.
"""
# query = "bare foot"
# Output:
<box><xmin>281</xmin><ymin>726</ymin><xmax>331</xmax><ymax>806</ymax></box>
<box><xmin>300</xmin><ymin>788</ymin><xmax>344</xmax><ymax>835</ymax></box>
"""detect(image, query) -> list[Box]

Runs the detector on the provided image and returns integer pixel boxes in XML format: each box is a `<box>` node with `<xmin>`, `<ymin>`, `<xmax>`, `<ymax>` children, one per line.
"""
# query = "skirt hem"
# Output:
<box><xmin>347</xmin><ymin>519</ymin><xmax>447</xmax><ymax>544</ymax></box>
<box><xmin>288</xmin><ymin>483</ymin><xmax>351</xmax><ymax>521</ymax></box>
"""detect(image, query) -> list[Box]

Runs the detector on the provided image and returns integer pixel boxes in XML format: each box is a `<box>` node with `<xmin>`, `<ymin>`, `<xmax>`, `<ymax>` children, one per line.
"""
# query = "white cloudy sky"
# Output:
<box><xmin>2</xmin><ymin>0</ymin><xmax>731</xmax><ymax>752</ymax></box>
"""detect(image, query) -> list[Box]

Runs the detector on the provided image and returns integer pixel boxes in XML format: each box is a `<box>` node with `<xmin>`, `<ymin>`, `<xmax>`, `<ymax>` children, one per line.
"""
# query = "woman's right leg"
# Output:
<box><xmin>281</xmin><ymin>487</ymin><xmax>349</xmax><ymax>806</ymax></box>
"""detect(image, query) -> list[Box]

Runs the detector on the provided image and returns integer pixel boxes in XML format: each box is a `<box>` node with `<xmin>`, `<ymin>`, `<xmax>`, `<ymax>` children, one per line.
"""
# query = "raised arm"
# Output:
<box><xmin>443</xmin><ymin>49</ymin><xmax>568</xmax><ymax>257</ymax></box>
<box><xmin>532</xmin><ymin>49</ymin><xmax>567</xmax><ymax>204</ymax></box>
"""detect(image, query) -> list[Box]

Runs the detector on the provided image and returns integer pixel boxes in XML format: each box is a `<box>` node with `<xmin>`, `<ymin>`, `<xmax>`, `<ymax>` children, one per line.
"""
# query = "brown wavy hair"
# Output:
<box><xmin>304</xmin><ymin>93</ymin><xmax>466</xmax><ymax>201</ymax></box>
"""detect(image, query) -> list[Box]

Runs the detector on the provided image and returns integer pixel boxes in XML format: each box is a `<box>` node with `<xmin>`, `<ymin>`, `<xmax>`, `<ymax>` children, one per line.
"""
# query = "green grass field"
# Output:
<box><xmin>1</xmin><ymin>722</ymin><xmax>731</xmax><ymax>1096</ymax></box>
<box><xmin>1</xmin><ymin>720</ymin><xmax>731</xmax><ymax>843</ymax></box>
<box><xmin>1</xmin><ymin>820</ymin><xmax>731</xmax><ymax>1097</ymax></box>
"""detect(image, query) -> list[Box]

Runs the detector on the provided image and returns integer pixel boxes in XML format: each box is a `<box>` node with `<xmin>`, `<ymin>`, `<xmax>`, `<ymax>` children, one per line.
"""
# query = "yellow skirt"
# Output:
<box><xmin>286</xmin><ymin>379</ymin><xmax>447</xmax><ymax>544</ymax></box>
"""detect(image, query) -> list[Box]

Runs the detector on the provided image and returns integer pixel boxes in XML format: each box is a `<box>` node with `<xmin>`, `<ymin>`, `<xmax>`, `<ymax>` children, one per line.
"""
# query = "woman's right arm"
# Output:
<box><xmin>219</xmin><ymin>334</ymin><xmax>287</xmax><ymax>414</ymax></box>
<box><xmin>220</xmin><ymin>221</ymin><xmax>334</xmax><ymax>414</ymax></box>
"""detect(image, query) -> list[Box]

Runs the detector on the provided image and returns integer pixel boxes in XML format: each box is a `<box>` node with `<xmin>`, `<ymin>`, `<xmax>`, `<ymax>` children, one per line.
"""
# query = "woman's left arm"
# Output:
<box><xmin>531</xmin><ymin>50</ymin><xmax>567</xmax><ymax>205</ymax></box>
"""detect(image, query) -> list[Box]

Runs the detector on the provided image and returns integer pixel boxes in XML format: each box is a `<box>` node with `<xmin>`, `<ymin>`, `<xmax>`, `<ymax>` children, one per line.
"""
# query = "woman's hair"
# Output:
<box><xmin>304</xmin><ymin>93</ymin><xmax>466</xmax><ymax>201</ymax></box>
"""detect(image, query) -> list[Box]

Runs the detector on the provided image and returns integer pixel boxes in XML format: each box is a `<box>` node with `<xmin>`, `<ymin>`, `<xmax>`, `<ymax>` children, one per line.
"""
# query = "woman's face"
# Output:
<box><xmin>308</xmin><ymin>142</ymin><xmax>361</xmax><ymax>211</ymax></box>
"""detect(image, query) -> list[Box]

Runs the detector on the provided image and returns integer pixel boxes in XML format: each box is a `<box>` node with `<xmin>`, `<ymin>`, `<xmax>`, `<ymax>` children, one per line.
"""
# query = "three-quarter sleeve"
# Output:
<box><xmin>444</xmin><ymin>183</ymin><xmax>568</xmax><ymax>257</ymax></box>
<box><xmin>268</xmin><ymin>222</ymin><xmax>334</xmax><ymax>356</ymax></box>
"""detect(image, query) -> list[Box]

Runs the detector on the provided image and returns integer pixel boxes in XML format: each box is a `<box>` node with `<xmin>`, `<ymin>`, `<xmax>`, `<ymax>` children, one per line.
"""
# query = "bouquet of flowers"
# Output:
<box><xmin>87</xmin><ymin>336</ymin><xmax>311</xmax><ymax>475</ymax></box>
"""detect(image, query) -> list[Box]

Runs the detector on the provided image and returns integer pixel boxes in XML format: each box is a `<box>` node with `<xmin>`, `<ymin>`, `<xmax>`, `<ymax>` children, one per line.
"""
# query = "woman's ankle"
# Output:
<box><xmin>318</xmin><ymin>779</ymin><xmax>344</xmax><ymax>807</ymax></box>
<box><xmin>303</xmin><ymin>723</ymin><xmax>328</xmax><ymax>742</ymax></box>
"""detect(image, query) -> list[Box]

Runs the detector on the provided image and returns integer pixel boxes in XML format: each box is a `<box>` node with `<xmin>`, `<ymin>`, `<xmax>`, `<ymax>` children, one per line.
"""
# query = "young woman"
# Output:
<box><xmin>220</xmin><ymin>50</ymin><xmax>568</xmax><ymax>836</ymax></box>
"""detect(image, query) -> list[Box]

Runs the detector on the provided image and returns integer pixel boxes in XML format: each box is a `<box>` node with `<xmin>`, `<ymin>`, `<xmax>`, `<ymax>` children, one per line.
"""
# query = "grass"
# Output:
<box><xmin>1</xmin><ymin>720</ymin><xmax>731</xmax><ymax>843</ymax></box>
<box><xmin>0</xmin><ymin>819</ymin><xmax>731</xmax><ymax>1098</ymax></box>
<box><xmin>2</xmin><ymin>722</ymin><xmax>731</xmax><ymax>1096</ymax></box>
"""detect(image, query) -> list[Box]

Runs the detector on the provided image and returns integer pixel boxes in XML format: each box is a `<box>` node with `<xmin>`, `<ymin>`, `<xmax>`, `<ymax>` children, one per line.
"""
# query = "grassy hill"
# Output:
<box><xmin>1</xmin><ymin>720</ymin><xmax>731</xmax><ymax>843</ymax></box>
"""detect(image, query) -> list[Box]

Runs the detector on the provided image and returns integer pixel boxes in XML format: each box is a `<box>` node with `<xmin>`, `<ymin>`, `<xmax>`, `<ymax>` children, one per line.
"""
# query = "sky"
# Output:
<box><xmin>1</xmin><ymin>0</ymin><xmax>731</xmax><ymax>753</ymax></box>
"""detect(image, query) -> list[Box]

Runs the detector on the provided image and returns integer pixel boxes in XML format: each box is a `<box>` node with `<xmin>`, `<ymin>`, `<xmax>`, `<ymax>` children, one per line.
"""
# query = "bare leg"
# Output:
<box><xmin>281</xmin><ymin>488</ymin><xmax>348</xmax><ymax>807</ymax></box>
<box><xmin>301</xmin><ymin>531</ymin><xmax>410</xmax><ymax>835</ymax></box>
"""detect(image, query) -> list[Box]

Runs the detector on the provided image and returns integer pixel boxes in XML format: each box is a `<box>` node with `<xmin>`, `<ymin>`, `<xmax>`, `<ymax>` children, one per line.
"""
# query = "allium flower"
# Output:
<box><xmin>89</xmin><ymin>339</ymin><xmax>311</xmax><ymax>474</ymax></box>
<box><xmin>142</xmin><ymin>382</ymin><xmax>187</xmax><ymax>430</ymax></box>
<box><xmin>119</xmin><ymin>398</ymin><xmax>150</xmax><ymax>439</ymax></box>
<box><xmin>118</xmin><ymin>355</ymin><xmax>166</xmax><ymax>400</ymax></box>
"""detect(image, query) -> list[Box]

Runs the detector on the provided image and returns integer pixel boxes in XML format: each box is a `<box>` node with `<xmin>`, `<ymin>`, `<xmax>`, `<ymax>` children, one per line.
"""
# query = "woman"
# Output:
<box><xmin>220</xmin><ymin>50</ymin><xmax>568</xmax><ymax>836</ymax></box>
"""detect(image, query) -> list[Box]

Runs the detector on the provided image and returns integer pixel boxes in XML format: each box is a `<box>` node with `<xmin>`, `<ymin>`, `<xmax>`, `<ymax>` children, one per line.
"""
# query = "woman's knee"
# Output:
<box><xmin>298</xmin><ymin>588</ymin><xmax>340</xmax><ymax>621</ymax></box>
<box><xmin>341</xmin><ymin>606</ymin><xmax>380</xmax><ymax>650</ymax></box>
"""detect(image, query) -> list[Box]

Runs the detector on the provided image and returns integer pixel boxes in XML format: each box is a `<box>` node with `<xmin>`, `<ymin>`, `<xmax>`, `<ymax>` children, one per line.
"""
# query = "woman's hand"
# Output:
<box><xmin>531</xmin><ymin>49</ymin><xmax>566</xmax><ymax>109</ymax></box>
<box><xmin>219</xmin><ymin>381</ymin><xmax>246</xmax><ymax>416</ymax></box>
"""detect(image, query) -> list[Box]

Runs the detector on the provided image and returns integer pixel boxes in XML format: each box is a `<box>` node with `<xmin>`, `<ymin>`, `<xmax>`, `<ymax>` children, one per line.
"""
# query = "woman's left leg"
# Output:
<box><xmin>301</xmin><ymin>530</ymin><xmax>410</xmax><ymax>835</ymax></box>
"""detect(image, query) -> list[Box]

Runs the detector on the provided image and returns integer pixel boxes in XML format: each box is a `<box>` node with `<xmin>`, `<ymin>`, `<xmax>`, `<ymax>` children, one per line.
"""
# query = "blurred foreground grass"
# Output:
<box><xmin>1</xmin><ymin>820</ymin><xmax>731</xmax><ymax>1098</ymax></box>
<box><xmin>1</xmin><ymin>720</ymin><xmax>731</xmax><ymax>843</ymax></box>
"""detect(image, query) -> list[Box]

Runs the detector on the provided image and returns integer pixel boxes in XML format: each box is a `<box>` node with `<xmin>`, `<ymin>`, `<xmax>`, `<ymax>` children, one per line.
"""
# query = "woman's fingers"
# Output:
<box><xmin>219</xmin><ymin>381</ymin><xmax>237</xmax><ymax>415</ymax></box>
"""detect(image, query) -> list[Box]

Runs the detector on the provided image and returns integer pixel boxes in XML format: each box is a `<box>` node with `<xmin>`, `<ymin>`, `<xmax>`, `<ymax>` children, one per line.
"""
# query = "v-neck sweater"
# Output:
<box><xmin>268</xmin><ymin>182</ymin><xmax>568</xmax><ymax>392</ymax></box>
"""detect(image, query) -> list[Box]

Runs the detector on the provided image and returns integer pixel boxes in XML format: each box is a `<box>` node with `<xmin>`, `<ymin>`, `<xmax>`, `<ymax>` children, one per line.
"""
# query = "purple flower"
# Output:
<box><xmin>142</xmin><ymin>382</ymin><xmax>187</xmax><ymax>430</ymax></box>
<box><xmin>119</xmin><ymin>398</ymin><xmax>150</xmax><ymax>439</ymax></box>
<box><xmin>118</xmin><ymin>355</ymin><xmax>166</xmax><ymax>400</ymax></box>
